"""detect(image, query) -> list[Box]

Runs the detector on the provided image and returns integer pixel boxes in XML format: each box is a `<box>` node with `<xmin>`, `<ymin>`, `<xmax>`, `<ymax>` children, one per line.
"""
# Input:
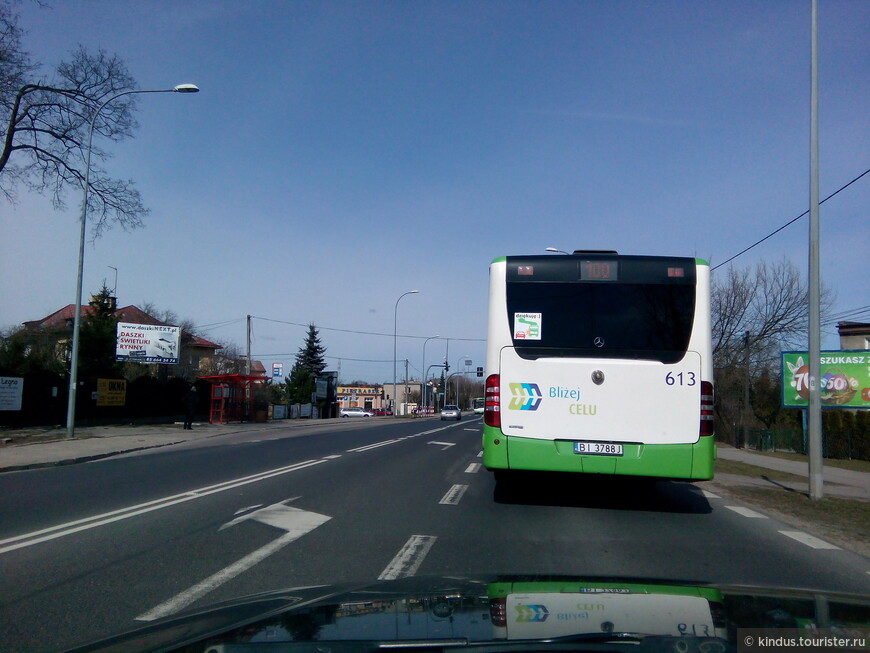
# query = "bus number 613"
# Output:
<box><xmin>666</xmin><ymin>371</ymin><xmax>696</xmax><ymax>386</ymax></box>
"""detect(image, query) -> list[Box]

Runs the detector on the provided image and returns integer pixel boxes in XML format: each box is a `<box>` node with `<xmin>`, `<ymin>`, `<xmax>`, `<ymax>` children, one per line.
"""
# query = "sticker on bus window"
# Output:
<box><xmin>514</xmin><ymin>313</ymin><xmax>542</xmax><ymax>340</ymax></box>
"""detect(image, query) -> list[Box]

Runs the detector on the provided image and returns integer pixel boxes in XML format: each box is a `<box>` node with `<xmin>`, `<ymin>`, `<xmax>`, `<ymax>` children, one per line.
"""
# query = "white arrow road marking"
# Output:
<box><xmin>378</xmin><ymin>535</ymin><xmax>437</xmax><ymax>580</ymax></box>
<box><xmin>428</xmin><ymin>441</ymin><xmax>455</xmax><ymax>450</ymax></box>
<box><xmin>136</xmin><ymin>498</ymin><xmax>331</xmax><ymax>622</ymax></box>
<box><xmin>233</xmin><ymin>504</ymin><xmax>263</xmax><ymax>515</ymax></box>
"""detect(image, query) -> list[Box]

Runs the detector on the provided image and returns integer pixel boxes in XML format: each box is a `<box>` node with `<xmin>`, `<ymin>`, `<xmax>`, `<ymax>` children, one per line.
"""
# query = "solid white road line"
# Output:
<box><xmin>2</xmin><ymin>420</ymin><xmax>473</xmax><ymax>555</ymax></box>
<box><xmin>724</xmin><ymin>506</ymin><xmax>768</xmax><ymax>519</ymax></box>
<box><xmin>378</xmin><ymin>535</ymin><xmax>437</xmax><ymax>580</ymax></box>
<box><xmin>779</xmin><ymin>530</ymin><xmax>840</xmax><ymax>550</ymax></box>
<box><xmin>439</xmin><ymin>485</ymin><xmax>469</xmax><ymax>505</ymax></box>
<box><xmin>346</xmin><ymin>439</ymin><xmax>402</xmax><ymax>453</ymax></box>
<box><xmin>0</xmin><ymin>459</ymin><xmax>327</xmax><ymax>555</ymax></box>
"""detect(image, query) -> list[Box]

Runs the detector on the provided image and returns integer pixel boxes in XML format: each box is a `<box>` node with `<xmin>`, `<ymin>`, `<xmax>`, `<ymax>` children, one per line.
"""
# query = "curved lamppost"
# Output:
<box><xmin>66</xmin><ymin>84</ymin><xmax>200</xmax><ymax>438</ymax></box>
<box><xmin>392</xmin><ymin>290</ymin><xmax>419</xmax><ymax>417</ymax></box>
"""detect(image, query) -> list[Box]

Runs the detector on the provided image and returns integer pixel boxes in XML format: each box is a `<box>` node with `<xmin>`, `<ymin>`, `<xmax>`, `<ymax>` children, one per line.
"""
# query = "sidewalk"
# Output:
<box><xmin>0</xmin><ymin>419</ymin><xmax>343</xmax><ymax>473</ymax></box>
<box><xmin>714</xmin><ymin>444</ymin><xmax>870</xmax><ymax>501</ymax></box>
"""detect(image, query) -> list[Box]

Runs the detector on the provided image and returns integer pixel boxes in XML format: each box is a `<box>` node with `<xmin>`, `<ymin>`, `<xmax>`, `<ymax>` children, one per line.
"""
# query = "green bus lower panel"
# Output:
<box><xmin>483</xmin><ymin>426</ymin><xmax>715</xmax><ymax>481</ymax></box>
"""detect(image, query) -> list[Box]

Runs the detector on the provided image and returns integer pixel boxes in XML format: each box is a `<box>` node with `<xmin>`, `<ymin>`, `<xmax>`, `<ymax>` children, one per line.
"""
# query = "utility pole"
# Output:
<box><xmin>404</xmin><ymin>359</ymin><xmax>409</xmax><ymax>411</ymax></box>
<box><xmin>742</xmin><ymin>331</ymin><xmax>750</xmax><ymax>449</ymax></box>
<box><xmin>807</xmin><ymin>0</ymin><xmax>824</xmax><ymax>499</ymax></box>
<box><xmin>246</xmin><ymin>315</ymin><xmax>252</xmax><ymax>376</ymax></box>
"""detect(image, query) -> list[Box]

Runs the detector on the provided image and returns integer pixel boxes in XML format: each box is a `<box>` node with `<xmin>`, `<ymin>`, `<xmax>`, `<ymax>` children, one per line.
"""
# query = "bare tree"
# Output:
<box><xmin>712</xmin><ymin>258</ymin><xmax>833</xmax><ymax>370</ymax></box>
<box><xmin>139</xmin><ymin>301</ymin><xmax>197</xmax><ymax>336</ymax></box>
<box><xmin>711</xmin><ymin>258</ymin><xmax>834</xmax><ymax>444</ymax></box>
<box><xmin>1</xmin><ymin>2</ymin><xmax>145</xmax><ymax>237</ymax></box>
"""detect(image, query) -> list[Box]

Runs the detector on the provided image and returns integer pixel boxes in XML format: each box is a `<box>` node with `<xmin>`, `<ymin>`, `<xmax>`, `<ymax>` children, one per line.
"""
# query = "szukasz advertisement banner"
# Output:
<box><xmin>782</xmin><ymin>350</ymin><xmax>870</xmax><ymax>409</ymax></box>
<box><xmin>116</xmin><ymin>322</ymin><xmax>180</xmax><ymax>364</ymax></box>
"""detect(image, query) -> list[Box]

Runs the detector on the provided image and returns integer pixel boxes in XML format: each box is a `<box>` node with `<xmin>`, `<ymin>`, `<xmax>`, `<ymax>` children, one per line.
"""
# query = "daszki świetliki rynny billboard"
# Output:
<box><xmin>115</xmin><ymin>322</ymin><xmax>180</xmax><ymax>364</ymax></box>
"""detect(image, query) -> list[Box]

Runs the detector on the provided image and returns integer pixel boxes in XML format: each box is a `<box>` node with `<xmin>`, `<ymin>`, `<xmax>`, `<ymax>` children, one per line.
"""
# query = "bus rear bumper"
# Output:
<box><xmin>483</xmin><ymin>426</ymin><xmax>715</xmax><ymax>481</ymax></box>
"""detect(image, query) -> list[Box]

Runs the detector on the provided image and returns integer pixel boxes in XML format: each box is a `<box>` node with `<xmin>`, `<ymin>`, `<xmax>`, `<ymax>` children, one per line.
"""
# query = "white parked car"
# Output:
<box><xmin>340</xmin><ymin>407</ymin><xmax>374</xmax><ymax>418</ymax></box>
<box><xmin>440</xmin><ymin>405</ymin><xmax>462</xmax><ymax>421</ymax></box>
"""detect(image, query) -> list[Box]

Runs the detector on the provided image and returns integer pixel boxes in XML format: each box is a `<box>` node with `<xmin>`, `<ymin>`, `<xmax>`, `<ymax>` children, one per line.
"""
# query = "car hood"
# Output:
<box><xmin>65</xmin><ymin>575</ymin><xmax>870</xmax><ymax>653</ymax></box>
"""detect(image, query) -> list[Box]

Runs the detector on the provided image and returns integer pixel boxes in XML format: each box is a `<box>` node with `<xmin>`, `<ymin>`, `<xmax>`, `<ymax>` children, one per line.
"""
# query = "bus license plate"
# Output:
<box><xmin>574</xmin><ymin>441</ymin><xmax>623</xmax><ymax>456</ymax></box>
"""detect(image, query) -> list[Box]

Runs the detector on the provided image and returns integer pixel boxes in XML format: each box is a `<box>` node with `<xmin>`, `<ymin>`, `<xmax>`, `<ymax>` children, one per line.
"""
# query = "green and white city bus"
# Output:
<box><xmin>482</xmin><ymin>251</ymin><xmax>715</xmax><ymax>481</ymax></box>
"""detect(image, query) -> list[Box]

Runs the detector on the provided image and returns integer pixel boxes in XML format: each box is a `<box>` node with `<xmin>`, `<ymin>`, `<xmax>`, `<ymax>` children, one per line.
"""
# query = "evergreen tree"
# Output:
<box><xmin>78</xmin><ymin>284</ymin><xmax>123</xmax><ymax>381</ymax></box>
<box><xmin>297</xmin><ymin>324</ymin><xmax>326</xmax><ymax>375</ymax></box>
<box><xmin>285</xmin><ymin>324</ymin><xmax>327</xmax><ymax>404</ymax></box>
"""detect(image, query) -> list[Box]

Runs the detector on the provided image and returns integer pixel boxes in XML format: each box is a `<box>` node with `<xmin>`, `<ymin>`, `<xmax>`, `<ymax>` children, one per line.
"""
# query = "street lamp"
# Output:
<box><xmin>392</xmin><ymin>290</ymin><xmax>419</xmax><ymax>417</ymax></box>
<box><xmin>66</xmin><ymin>84</ymin><xmax>200</xmax><ymax>438</ymax></box>
<box><xmin>545</xmin><ymin>247</ymin><xmax>570</xmax><ymax>254</ymax></box>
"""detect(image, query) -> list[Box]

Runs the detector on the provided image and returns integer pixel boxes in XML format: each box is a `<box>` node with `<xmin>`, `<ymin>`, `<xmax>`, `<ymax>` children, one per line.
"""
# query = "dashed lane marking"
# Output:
<box><xmin>439</xmin><ymin>485</ymin><xmax>469</xmax><ymax>505</ymax></box>
<box><xmin>700</xmin><ymin>490</ymin><xmax>720</xmax><ymax>499</ymax></box>
<box><xmin>378</xmin><ymin>535</ymin><xmax>437</xmax><ymax>580</ymax></box>
<box><xmin>724</xmin><ymin>506</ymin><xmax>768</xmax><ymax>519</ymax></box>
<box><xmin>779</xmin><ymin>530</ymin><xmax>840</xmax><ymax>550</ymax></box>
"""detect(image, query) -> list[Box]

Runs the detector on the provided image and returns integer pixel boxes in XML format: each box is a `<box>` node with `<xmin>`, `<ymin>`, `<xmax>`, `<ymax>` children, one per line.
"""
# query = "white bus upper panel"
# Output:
<box><xmin>486</xmin><ymin>254</ymin><xmax>712</xmax><ymax>445</ymax></box>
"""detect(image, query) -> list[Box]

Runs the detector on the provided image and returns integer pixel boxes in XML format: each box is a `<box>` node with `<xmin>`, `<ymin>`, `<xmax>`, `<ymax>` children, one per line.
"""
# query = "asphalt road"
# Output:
<box><xmin>1</xmin><ymin>416</ymin><xmax>869</xmax><ymax>651</ymax></box>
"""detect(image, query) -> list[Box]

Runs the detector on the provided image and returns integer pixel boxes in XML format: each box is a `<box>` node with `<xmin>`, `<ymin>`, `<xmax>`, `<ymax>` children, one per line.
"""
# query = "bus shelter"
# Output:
<box><xmin>199</xmin><ymin>374</ymin><xmax>268</xmax><ymax>424</ymax></box>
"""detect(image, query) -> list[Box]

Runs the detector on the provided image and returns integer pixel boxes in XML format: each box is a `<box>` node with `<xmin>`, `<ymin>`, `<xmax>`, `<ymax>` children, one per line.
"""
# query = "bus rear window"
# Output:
<box><xmin>505</xmin><ymin>281</ymin><xmax>696</xmax><ymax>364</ymax></box>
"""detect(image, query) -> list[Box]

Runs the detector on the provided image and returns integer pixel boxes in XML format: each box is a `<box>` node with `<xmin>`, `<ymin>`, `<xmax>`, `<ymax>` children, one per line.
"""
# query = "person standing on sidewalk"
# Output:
<box><xmin>183</xmin><ymin>386</ymin><xmax>198</xmax><ymax>430</ymax></box>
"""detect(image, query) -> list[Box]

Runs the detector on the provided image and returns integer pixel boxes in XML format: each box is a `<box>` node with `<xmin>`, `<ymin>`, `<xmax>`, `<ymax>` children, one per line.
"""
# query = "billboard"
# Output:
<box><xmin>116</xmin><ymin>322</ymin><xmax>180</xmax><ymax>364</ymax></box>
<box><xmin>0</xmin><ymin>377</ymin><xmax>23</xmax><ymax>411</ymax></box>
<box><xmin>782</xmin><ymin>350</ymin><xmax>870</xmax><ymax>409</ymax></box>
<box><xmin>96</xmin><ymin>378</ymin><xmax>127</xmax><ymax>406</ymax></box>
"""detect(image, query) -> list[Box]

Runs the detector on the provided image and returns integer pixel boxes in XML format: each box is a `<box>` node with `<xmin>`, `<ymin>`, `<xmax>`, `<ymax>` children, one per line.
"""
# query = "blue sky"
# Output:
<box><xmin>2</xmin><ymin>1</ymin><xmax>868</xmax><ymax>383</ymax></box>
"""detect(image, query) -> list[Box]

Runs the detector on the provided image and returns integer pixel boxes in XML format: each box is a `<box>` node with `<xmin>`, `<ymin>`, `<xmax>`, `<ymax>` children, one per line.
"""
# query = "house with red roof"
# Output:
<box><xmin>19</xmin><ymin>300</ymin><xmax>224</xmax><ymax>381</ymax></box>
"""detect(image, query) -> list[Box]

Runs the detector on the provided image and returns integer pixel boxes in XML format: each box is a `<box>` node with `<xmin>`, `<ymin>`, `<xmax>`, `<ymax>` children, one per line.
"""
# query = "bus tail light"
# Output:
<box><xmin>484</xmin><ymin>374</ymin><xmax>501</xmax><ymax>428</ymax></box>
<box><xmin>700</xmin><ymin>381</ymin><xmax>714</xmax><ymax>437</ymax></box>
<box><xmin>490</xmin><ymin>597</ymin><xmax>507</xmax><ymax>627</ymax></box>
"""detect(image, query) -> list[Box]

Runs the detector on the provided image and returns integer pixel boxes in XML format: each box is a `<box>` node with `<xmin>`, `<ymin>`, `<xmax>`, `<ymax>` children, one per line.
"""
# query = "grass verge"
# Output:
<box><xmin>707</xmin><ymin>458</ymin><xmax>870</xmax><ymax>559</ymax></box>
<box><xmin>746</xmin><ymin>449</ymin><xmax>870</xmax><ymax>473</ymax></box>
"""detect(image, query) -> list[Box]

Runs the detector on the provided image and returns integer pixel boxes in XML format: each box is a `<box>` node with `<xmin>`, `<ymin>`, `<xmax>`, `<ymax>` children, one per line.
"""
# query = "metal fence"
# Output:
<box><xmin>744</xmin><ymin>425</ymin><xmax>869</xmax><ymax>461</ymax></box>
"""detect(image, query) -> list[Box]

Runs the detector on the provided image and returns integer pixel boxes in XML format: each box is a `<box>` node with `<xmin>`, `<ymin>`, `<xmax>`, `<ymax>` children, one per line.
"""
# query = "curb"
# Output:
<box><xmin>0</xmin><ymin>440</ymin><xmax>188</xmax><ymax>473</ymax></box>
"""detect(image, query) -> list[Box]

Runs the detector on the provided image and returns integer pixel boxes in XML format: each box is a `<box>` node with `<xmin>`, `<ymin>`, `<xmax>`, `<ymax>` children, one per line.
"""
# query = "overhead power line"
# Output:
<box><xmin>712</xmin><ymin>167</ymin><xmax>870</xmax><ymax>271</ymax></box>
<box><xmin>821</xmin><ymin>304</ymin><xmax>870</xmax><ymax>326</ymax></box>
<box><xmin>251</xmin><ymin>315</ymin><xmax>484</xmax><ymax>342</ymax></box>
